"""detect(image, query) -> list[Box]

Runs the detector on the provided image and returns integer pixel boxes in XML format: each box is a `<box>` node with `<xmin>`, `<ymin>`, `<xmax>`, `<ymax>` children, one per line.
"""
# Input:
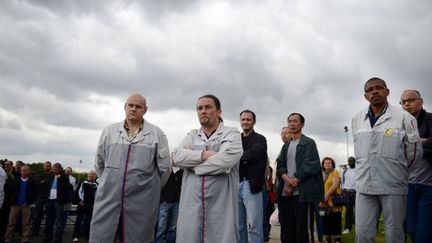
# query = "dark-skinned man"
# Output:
<box><xmin>352</xmin><ymin>78</ymin><xmax>421</xmax><ymax>243</ymax></box>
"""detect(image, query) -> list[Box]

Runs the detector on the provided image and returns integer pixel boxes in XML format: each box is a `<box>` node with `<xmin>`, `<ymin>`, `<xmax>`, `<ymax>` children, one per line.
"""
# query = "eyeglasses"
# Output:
<box><xmin>399</xmin><ymin>98</ymin><xmax>421</xmax><ymax>105</ymax></box>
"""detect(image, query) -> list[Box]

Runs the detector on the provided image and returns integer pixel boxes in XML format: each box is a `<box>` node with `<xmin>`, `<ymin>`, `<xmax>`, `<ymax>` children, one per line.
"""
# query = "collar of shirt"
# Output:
<box><xmin>198</xmin><ymin>122</ymin><xmax>223</xmax><ymax>140</ymax></box>
<box><xmin>123</xmin><ymin>120</ymin><xmax>144</xmax><ymax>141</ymax></box>
<box><xmin>417</xmin><ymin>109</ymin><xmax>427</xmax><ymax>123</ymax></box>
<box><xmin>367</xmin><ymin>103</ymin><xmax>388</xmax><ymax>128</ymax></box>
<box><xmin>241</xmin><ymin>129</ymin><xmax>255</xmax><ymax>139</ymax></box>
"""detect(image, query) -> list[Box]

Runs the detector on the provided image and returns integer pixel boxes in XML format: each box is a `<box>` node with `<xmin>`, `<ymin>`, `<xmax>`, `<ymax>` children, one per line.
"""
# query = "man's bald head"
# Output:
<box><xmin>124</xmin><ymin>93</ymin><xmax>148</xmax><ymax>124</ymax></box>
<box><xmin>88</xmin><ymin>170</ymin><xmax>97</xmax><ymax>181</ymax></box>
<box><xmin>126</xmin><ymin>93</ymin><xmax>147</xmax><ymax>106</ymax></box>
<box><xmin>400</xmin><ymin>90</ymin><xmax>423</xmax><ymax>118</ymax></box>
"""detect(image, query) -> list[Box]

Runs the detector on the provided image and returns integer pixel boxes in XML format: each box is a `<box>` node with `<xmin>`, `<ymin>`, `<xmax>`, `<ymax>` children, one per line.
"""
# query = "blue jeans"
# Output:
<box><xmin>154</xmin><ymin>202</ymin><xmax>179</xmax><ymax>243</ymax></box>
<box><xmin>406</xmin><ymin>183</ymin><xmax>432</xmax><ymax>243</ymax></box>
<box><xmin>262</xmin><ymin>191</ymin><xmax>269</xmax><ymax>241</ymax></box>
<box><xmin>45</xmin><ymin>199</ymin><xmax>68</xmax><ymax>242</ymax></box>
<box><xmin>314</xmin><ymin>203</ymin><xmax>323</xmax><ymax>242</ymax></box>
<box><xmin>239</xmin><ymin>180</ymin><xmax>263</xmax><ymax>243</ymax></box>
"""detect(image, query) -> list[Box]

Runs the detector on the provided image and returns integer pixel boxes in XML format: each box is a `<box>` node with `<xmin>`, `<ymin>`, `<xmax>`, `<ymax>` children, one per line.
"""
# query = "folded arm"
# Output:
<box><xmin>194</xmin><ymin>129</ymin><xmax>243</xmax><ymax>176</ymax></box>
<box><xmin>172</xmin><ymin>131</ymin><xmax>204</xmax><ymax>169</ymax></box>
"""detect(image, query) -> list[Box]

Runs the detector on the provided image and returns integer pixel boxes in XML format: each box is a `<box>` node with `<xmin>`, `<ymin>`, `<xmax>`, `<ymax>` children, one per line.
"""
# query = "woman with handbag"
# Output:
<box><xmin>320</xmin><ymin>157</ymin><xmax>343</xmax><ymax>243</ymax></box>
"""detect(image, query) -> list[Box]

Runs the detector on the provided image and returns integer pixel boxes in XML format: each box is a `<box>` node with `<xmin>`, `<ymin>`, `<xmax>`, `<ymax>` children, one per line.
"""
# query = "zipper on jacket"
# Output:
<box><xmin>118</xmin><ymin>144</ymin><xmax>132</xmax><ymax>243</ymax></box>
<box><xmin>201</xmin><ymin>176</ymin><xmax>206</xmax><ymax>243</ymax></box>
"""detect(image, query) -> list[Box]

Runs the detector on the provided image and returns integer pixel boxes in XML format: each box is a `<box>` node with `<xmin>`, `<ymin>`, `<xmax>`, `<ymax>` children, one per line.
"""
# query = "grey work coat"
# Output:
<box><xmin>352</xmin><ymin>105</ymin><xmax>422</xmax><ymax>195</ymax></box>
<box><xmin>0</xmin><ymin>167</ymin><xmax>5</xmax><ymax>209</ymax></box>
<box><xmin>172</xmin><ymin>123</ymin><xmax>243</xmax><ymax>243</ymax></box>
<box><xmin>90</xmin><ymin>120</ymin><xmax>171</xmax><ymax>243</ymax></box>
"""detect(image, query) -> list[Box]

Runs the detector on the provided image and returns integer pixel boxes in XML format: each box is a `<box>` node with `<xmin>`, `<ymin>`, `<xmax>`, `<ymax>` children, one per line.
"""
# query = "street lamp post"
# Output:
<box><xmin>344</xmin><ymin>126</ymin><xmax>349</xmax><ymax>160</ymax></box>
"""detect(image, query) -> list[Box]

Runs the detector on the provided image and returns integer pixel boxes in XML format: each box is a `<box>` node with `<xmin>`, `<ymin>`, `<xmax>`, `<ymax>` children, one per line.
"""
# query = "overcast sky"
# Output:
<box><xmin>1</xmin><ymin>0</ymin><xmax>431</xmax><ymax>171</ymax></box>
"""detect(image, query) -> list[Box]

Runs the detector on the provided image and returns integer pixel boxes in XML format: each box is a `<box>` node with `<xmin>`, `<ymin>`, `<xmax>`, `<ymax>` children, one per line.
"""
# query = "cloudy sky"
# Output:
<box><xmin>1</xmin><ymin>0</ymin><xmax>431</xmax><ymax>171</ymax></box>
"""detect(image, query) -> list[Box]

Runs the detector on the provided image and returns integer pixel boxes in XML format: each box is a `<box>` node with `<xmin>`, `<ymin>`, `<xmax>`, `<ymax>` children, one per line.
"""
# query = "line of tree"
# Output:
<box><xmin>1</xmin><ymin>159</ymin><xmax>89</xmax><ymax>182</ymax></box>
<box><xmin>29</xmin><ymin>163</ymin><xmax>89</xmax><ymax>182</ymax></box>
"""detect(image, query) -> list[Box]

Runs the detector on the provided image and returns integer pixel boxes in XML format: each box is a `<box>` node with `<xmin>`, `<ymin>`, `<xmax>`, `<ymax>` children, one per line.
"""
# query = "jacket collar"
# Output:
<box><xmin>417</xmin><ymin>109</ymin><xmax>427</xmax><ymax>123</ymax></box>
<box><xmin>298</xmin><ymin>134</ymin><xmax>307</xmax><ymax>146</ymax></box>
<box><xmin>119</xmin><ymin>119</ymin><xmax>151</xmax><ymax>143</ymax></box>
<box><xmin>363</xmin><ymin>103</ymin><xmax>391</xmax><ymax>127</ymax></box>
<box><xmin>286</xmin><ymin>134</ymin><xmax>306</xmax><ymax>151</ymax></box>
<box><xmin>198</xmin><ymin>122</ymin><xmax>224</xmax><ymax>141</ymax></box>
<box><xmin>241</xmin><ymin>129</ymin><xmax>255</xmax><ymax>138</ymax></box>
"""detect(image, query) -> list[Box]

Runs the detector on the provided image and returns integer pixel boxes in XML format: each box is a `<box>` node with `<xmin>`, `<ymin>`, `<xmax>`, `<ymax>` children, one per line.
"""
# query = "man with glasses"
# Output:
<box><xmin>352</xmin><ymin>77</ymin><xmax>422</xmax><ymax>243</ymax></box>
<box><xmin>281</xmin><ymin>126</ymin><xmax>290</xmax><ymax>144</ymax></box>
<box><xmin>400</xmin><ymin>90</ymin><xmax>432</xmax><ymax>243</ymax></box>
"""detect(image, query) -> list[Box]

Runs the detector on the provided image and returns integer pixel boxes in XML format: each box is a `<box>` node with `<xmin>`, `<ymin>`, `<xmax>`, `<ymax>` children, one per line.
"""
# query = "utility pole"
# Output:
<box><xmin>344</xmin><ymin>126</ymin><xmax>349</xmax><ymax>160</ymax></box>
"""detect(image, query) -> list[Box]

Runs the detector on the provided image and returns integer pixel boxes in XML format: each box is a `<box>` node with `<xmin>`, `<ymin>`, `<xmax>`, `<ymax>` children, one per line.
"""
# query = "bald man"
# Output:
<box><xmin>281</xmin><ymin>126</ymin><xmax>290</xmax><ymax>144</ymax></box>
<box><xmin>90</xmin><ymin>94</ymin><xmax>171</xmax><ymax>243</ymax></box>
<box><xmin>400</xmin><ymin>90</ymin><xmax>432</xmax><ymax>243</ymax></box>
<box><xmin>73</xmin><ymin>170</ymin><xmax>98</xmax><ymax>242</ymax></box>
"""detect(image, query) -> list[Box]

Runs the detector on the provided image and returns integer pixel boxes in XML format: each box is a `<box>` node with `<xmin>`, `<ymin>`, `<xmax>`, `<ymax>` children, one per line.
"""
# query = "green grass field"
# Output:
<box><xmin>340</xmin><ymin>209</ymin><xmax>412</xmax><ymax>243</ymax></box>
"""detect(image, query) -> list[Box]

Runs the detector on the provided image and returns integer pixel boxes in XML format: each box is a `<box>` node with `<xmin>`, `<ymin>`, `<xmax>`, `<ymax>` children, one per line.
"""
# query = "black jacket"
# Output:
<box><xmin>160</xmin><ymin>169</ymin><xmax>183</xmax><ymax>203</ymax></box>
<box><xmin>50</xmin><ymin>173</ymin><xmax>74</xmax><ymax>205</ymax></box>
<box><xmin>418</xmin><ymin>109</ymin><xmax>432</xmax><ymax>164</ymax></box>
<box><xmin>74</xmin><ymin>180</ymin><xmax>98</xmax><ymax>206</ymax></box>
<box><xmin>10</xmin><ymin>177</ymin><xmax>38</xmax><ymax>206</ymax></box>
<box><xmin>1</xmin><ymin>173</ymin><xmax>15</xmax><ymax>209</ymax></box>
<box><xmin>35</xmin><ymin>171</ymin><xmax>54</xmax><ymax>200</ymax></box>
<box><xmin>240</xmin><ymin>130</ymin><xmax>268</xmax><ymax>194</ymax></box>
<box><xmin>276</xmin><ymin>134</ymin><xmax>324</xmax><ymax>203</ymax></box>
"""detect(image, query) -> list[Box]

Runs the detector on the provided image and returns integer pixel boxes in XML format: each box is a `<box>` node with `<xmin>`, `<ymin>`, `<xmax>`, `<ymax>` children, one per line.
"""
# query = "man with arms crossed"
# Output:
<box><xmin>352</xmin><ymin>78</ymin><xmax>421</xmax><ymax>243</ymax></box>
<box><xmin>172</xmin><ymin>94</ymin><xmax>243</xmax><ymax>243</ymax></box>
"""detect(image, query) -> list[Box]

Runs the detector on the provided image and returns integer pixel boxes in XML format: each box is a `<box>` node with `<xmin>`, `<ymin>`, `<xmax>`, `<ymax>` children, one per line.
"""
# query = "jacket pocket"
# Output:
<box><xmin>354</xmin><ymin>132</ymin><xmax>371</xmax><ymax>158</ymax></box>
<box><xmin>380</xmin><ymin>129</ymin><xmax>403</xmax><ymax>159</ymax></box>
<box><xmin>129</xmin><ymin>145</ymin><xmax>156</xmax><ymax>173</ymax></box>
<box><xmin>158</xmin><ymin>148</ymin><xmax>169</xmax><ymax>159</ymax></box>
<box><xmin>106</xmin><ymin>143</ymin><xmax>128</xmax><ymax>169</ymax></box>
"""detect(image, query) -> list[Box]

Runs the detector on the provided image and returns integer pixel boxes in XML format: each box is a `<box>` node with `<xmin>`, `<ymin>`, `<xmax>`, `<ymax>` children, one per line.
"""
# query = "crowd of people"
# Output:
<box><xmin>0</xmin><ymin>77</ymin><xmax>431</xmax><ymax>243</ymax></box>
<box><xmin>0</xmin><ymin>160</ymin><xmax>99</xmax><ymax>243</ymax></box>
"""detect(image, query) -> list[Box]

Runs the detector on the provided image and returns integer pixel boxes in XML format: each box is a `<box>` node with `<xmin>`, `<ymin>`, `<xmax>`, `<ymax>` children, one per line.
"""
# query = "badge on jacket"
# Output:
<box><xmin>384</xmin><ymin>128</ymin><xmax>393</xmax><ymax>137</ymax></box>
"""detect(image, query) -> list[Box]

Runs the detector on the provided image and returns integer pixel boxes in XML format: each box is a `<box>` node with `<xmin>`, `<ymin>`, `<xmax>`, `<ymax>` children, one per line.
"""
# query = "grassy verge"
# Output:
<box><xmin>340</xmin><ymin>208</ymin><xmax>411</xmax><ymax>243</ymax></box>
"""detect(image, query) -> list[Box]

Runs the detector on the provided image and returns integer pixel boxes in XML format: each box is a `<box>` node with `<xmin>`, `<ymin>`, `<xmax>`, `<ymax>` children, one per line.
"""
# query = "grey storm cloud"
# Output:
<box><xmin>1</xmin><ymin>0</ymin><xmax>431</xmax><ymax>166</ymax></box>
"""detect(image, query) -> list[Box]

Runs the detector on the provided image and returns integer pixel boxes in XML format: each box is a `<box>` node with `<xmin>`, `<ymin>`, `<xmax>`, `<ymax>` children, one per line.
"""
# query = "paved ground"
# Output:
<box><xmin>8</xmin><ymin>221</ymin><xmax>282</xmax><ymax>243</ymax></box>
<box><xmin>269</xmin><ymin>225</ymin><xmax>281</xmax><ymax>243</ymax></box>
<box><xmin>8</xmin><ymin>219</ymin><xmax>89</xmax><ymax>243</ymax></box>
